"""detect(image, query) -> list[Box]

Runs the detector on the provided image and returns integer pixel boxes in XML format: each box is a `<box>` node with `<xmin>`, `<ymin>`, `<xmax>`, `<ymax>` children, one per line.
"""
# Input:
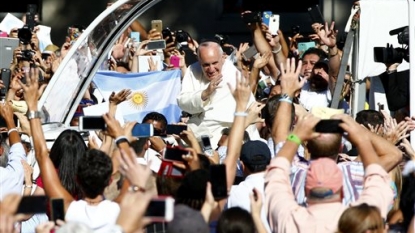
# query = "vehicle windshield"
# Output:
<box><xmin>39</xmin><ymin>0</ymin><xmax>142</xmax><ymax>123</ymax></box>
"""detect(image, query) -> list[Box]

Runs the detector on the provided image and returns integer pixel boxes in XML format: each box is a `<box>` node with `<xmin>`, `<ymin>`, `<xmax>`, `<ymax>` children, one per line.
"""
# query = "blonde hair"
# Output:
<box><xmin>338</xmin><ymin>204</ymin><xmax>385</xmax><ymax>233</ymax></box>
<box><xmin>387</xmin><ymin>165</ymin><xmax>402</xmax><ymax>221</ymax></box>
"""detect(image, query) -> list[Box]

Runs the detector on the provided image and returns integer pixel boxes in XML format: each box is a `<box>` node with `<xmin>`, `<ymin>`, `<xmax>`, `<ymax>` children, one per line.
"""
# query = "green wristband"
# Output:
<box><xmin>287</xmin><ymin>133</ymin><xmax>301</xmax><ymax>145</ymax></box>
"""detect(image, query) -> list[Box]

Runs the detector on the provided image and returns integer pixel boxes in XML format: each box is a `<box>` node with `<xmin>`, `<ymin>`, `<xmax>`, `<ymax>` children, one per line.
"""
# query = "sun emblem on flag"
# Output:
<box><xmin>129</xmin><ymin>91</ymin><xmax>148</xmax><ymax>110</ymax></box>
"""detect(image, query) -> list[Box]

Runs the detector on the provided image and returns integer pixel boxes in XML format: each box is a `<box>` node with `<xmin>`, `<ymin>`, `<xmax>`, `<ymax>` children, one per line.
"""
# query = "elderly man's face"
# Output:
<box><xmin>198</xmin><ymin>45</ymin><xmax>224</xmax><ymax>81</ymax></box>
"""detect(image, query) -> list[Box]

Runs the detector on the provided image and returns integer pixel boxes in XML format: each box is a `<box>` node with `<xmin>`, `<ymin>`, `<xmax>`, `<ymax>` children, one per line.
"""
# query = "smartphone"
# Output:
<box><xmin>132</xmin><ymin>123</ymin><xmax>154</xmax><ymax>137</ymax></box>
<box><xmin>268</xmin><ymin>14</ymin><xmax>280</xmax><ymax>36</ymax></box>
<box><xmin>50</xmin><ymin>198</ymin><xmax>65</xmax><ymax>222</ymax></box>
<box><xmin>242</xmin><ymin>46</ymin><xmax>258</xmax><ymax>61</ymax></box>
<box><xmin>130</xmin><ymin>31</ymin><xmax>140</xmax><ymax>46</ymax></box>
<box><xmin>209</xmin><ymin>164</ymin><xmax>228</xmax><ymax>200</ymax></box>
<box><xmin>298</xmin><ymin>41</ymin><xmax>316</xmax><ymax>57</ymax></box>
<box><xmin>16</xmin><ymin>196</ymin><xmax>48</xmax><ymax>214</ymax></box>
<box><xmin>151</xmin><ymin>20</ymin><xmax>163</xmax><ymax>33</ymax></box>
<box><xmin>78</xmin><ymin>116</ymin><xmax>107</xmax><ymax>131</ymax></box>
<box><xmin>291</xmin><ymin>25</ymin><xmax>300</xmax><ymax>36</ymax></box>
<box><xmin>0</xmin><ymin>68</ymin><xmax>11</xmax><ymax>97</ymax></box>
<box><xmin>145</xmin><ymin>196</ymin><xmax>175</xmax><ymax>222</ymax></box>
<box><xmin>166</xmin><ymin>124</ymin><xmax>187</xmax><ymax>135</ymax></box>
<box><xmin>308</xmin><ymin>5</ymin><xmax>325</xmax><ymax>25</ymax></box>
<box><xmin>201</xmin><ymin>135</ymin><xmax>213</xmax><ymax>157</ymax></box>
<box><xmin>315</xmin><ymin>119</ymin><xmax>344</xmax><ymax>133</ymax></box>
<box><xmin>163</xmin><ymin>146</ymin><xmax>188</xmax><ymax>163</ymax></box>
<box><xmin>262</xmin><ymin>11</ymin><xmax>273</xmax><ymax>26</ymax></box>
<box><xmin>147</xmin><ymin>40</ymin><xmax>166</xmax><ymax>50</ymax></box>
<box><xmin>170</xmin><ymin>55</ymin><xmax>180</xmax><ymax>68</ymax></box>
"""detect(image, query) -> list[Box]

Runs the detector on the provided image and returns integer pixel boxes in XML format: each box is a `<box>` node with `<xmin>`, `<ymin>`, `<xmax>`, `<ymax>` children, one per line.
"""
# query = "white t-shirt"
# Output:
<box><xmin>65</xmin><ymin>200</ymin><xmax>120</xmax><ymax>233</ymax></box>
<box><xmin>299</xmin><ymin>81</ymin><xmax>331</xmax><ymax>111</ymax></box>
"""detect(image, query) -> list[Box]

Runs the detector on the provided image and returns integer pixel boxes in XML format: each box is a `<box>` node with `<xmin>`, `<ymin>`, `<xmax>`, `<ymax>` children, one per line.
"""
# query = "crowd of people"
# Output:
<box><xmin>1</xmin><ymin>0</ymin><xmax>415</xmax><ymax>233</ymax></box>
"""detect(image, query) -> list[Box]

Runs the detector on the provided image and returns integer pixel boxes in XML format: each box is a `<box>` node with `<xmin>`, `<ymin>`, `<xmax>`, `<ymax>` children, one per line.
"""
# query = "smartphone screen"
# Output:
<box><xmin>79</xmin><ymin>116</ymin><xmax>107</xmax><ymax>131</ymax></box>
<box><xmin>308</xmin><ymin>5</ymin><xmax>325</xmax><ymax>25</ymax></box>
<box><xmin>315</xmin><ymin>119</ymin><xmax>344</xmax><ymax>133</ymax></box>
<box><xmin>145</xmin><ymin>197</ymin><xmax>174</xmax><ymax>222</ymax></box>
<box><xmin>50</xmin><ymin>198</ymin><xmax>65</xmax><ymax>222</ymax></box>
<box><xmin>209</xmin><ymin>164</ymin><xmax>228</xmax><ymax>200</ymax></box>
<box><xmin>132</xmin><ymin>123</ymin><xmax>154</xmax><ymax>137</ymax></box>
<box><xmin>166</xmin><ymin>124</ymin><xmax>187</xmax><ymax>135</ymax></box>
<box><xmin>16</xmin><ymin>196</ymin><xmax>48</xmax><ymax>214</ymax></box>
<box><xmin>1</xmin><ymin>68</ymin><xmax>11</xmax><ymax>96</ymax></box>
<box><xmin>164</xmin><ymin>147</ymin><xmax>188</xmax><ymax>162</ymax></box>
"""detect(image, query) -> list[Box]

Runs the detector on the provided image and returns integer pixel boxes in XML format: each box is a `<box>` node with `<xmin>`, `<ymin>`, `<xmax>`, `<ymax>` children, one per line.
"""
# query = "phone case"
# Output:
<box><xmin>308</xmin><ymin>5</ymin><xmax>325</xmax><ymax>24</ymax></box>
<box><xmin>298</xmin><ymin>41</ymin><xmax>316</xmax><ymax>57</ymax></box>
<box><xmin>147</xmin><ymin>40</ymin><xmax>166</xmax><ymax>50</ymax></box>
<box><xmin>130</xmin><ymin>32</ymin><xmax>140</xmax><ymax>44</ymax></box>
<box><xmin>242</xmin><ymin>46</ymin><xmax>258</xmax><ymax>61</ymax></box>
<box><xmin>151</xmin><ymin>20</ymin><xmax>163</xmax><ymax>32</ymax></box>
<box><xmin>170</xmin><ymin>56</ymin><xmax>180</xmax><ymax>68</ymax></box>
<box><xmin>209</xmin><ymin>164</ymin><xmax>228</xmax><ymax>200</ymax></box>
<box><xmin>262</xmin><ymin>11</ymin><xmax>272</xmax><ymax>26</ymax></box>
<box><xmin>145</xmin><ymin>197</ymin><xmax>175</xmax><ymax>222</ymax></box>
<box><xmin>268</xmin><ymin>14</ymin><xmax>280</xmax><ymax>35</ymax></box>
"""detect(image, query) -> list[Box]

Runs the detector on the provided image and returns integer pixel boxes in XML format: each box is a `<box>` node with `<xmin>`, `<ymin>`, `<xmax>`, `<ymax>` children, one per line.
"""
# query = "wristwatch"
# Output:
<box><xmin>26</xmin><ymin>110</ymin><xmax>43</xmax><ymax>120</ymax></box>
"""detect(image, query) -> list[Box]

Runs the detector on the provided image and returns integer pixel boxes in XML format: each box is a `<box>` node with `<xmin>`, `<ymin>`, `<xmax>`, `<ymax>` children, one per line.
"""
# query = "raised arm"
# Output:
<box><xmin>224</xmin><ymin>71</ymin><xmax>251</xmax><ymax>189</ymax></box>
<box><xmin>250</xmin><ymin>23</ymin><xmax>279</xmax><ymax>79</ymax></box>
<box><xmin>271</xmin><ymin>58</ymin><xmax>305</xmax><ymax>144</ymax></box>
<box><xmin>20</xmin><ymin>67</ymin><xmax>73</xmax><ymax>211</ymax></box>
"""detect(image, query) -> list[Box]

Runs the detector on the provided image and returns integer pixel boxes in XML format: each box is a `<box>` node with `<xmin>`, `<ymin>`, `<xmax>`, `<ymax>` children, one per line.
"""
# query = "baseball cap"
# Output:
<box><xmin>313</xmin><ymin>57</ymin><xmax>329</xmax><ymax>73</ymax></box>
<box><xmin>240</xmin><ymin>140</ymin><xmax>271</xmax><ymax>166</ymax></box>
<box><xmin>167</xmin><ymin>204</ymin><xmax>209</xmax><ymax>233</ymax></box>
<box><xmin>305</xmin><ymin>158</ymin><xmax>343</xmax><ymax>199</ymax></box>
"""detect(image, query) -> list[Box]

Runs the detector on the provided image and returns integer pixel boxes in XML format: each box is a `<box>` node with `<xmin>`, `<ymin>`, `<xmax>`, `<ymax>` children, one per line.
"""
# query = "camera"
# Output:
<box><xmin>242</xmin><ymin>12</ymin><xmax>262</xmax><ymax>24</ymax></box>
<box><xmin>175</xmin><ymin>30</ymin><xmax>188</xmax><ymax>44</ymax></box>
<box><xmin>20</xmin><ymin>49</ymin><xmax>35</xmax><ymax>61</ymax></box>
<box><xmin>18</xmin><ymin>26</ymin><xmax>32</xmax><ymax>45</ymax></box>
<box><xmin>214</xmin><ymin>34</ymin><xmax>229</xmax><ymax>46</ymax></box>
<box><xmin>374</xmin><ymin>26</ymin><xmax>409</xmax><ymax>64</ymax></box>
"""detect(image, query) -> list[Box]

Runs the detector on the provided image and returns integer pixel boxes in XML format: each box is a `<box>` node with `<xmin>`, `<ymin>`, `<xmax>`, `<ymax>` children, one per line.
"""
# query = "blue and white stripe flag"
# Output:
<box><xmin>93</xmin><ymin>70</ymin><xmax>182</xmax><ymax>123</ymax></box>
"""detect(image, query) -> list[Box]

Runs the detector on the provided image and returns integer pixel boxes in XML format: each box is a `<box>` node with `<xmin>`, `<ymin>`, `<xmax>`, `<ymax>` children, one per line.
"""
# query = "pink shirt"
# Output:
<box><xmin>265</xmin><ymin>157</ymin><xmax>393</xmax><ymax>233</ymax></box>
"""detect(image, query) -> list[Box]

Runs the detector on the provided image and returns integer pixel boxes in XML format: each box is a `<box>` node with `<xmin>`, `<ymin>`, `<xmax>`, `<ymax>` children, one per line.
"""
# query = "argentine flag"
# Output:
<box><xmin>93</xmin><ymin>70</ymin><xmax>182</xmax><ymax>124</ymax></box>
